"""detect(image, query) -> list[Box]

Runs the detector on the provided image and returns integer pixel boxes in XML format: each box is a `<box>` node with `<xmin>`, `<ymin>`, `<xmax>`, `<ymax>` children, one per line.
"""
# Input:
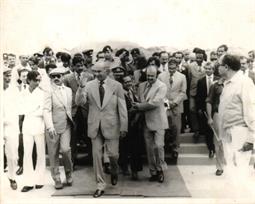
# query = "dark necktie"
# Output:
<box><xmin>169</xmin><ymin>74</ymin><xmax>173</xmax><ymax>88</ymax></box>
<box><xmin>144</xmin><ymin>83</ymin><xmax>152</xmax><ymax>99</ymax></box>
<box><xmin>99</xmin><ymin>81</ymin><xmax>105</xmax><ymax>106</ymax></box>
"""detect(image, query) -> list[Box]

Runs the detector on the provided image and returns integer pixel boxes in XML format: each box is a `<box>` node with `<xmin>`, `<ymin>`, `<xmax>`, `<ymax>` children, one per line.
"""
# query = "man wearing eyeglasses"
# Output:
<box><xmin>43</xmin><ymin>67</ymin><xmax>74</xmax><ymax>190</ymax></box>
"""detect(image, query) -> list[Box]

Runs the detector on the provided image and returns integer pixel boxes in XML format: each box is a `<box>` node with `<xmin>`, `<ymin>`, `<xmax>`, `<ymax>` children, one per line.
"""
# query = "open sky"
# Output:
<box><xmin>1</xmin><ymin>0</ymin><xmax>255</xmax><ymax>55</ymax></box>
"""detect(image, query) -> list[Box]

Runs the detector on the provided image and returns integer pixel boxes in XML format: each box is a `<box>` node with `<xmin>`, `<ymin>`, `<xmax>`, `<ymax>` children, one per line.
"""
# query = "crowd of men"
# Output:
<box><xmin>2</xmin><ymin>45</ymin><xmax>255</xmax><ymax>197</ymax></box>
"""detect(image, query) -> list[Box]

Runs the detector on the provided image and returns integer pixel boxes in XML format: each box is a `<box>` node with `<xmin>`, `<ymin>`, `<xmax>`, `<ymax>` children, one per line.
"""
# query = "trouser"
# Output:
<box><xmin>181</xmin><ymin>99</ymin><xmax>191</xmax><ymax>131</ymax></box>
<box><xmin>91</xmin><ymin>129</ymin><xmax>119</xmax><ymax>190</ymax></box>
<box><xmin>213</xmin><ymin>113</ymin><xmax>225</xmax><ymax>170</ymax></box>
<box><xmin>144</xmin><ymin>126</ymin><xmax>167</xmax><ymax>176</ymax></box>
<box><xmin>222</xmin><ymin>126</ymin><xmax>253</xmax><ymax>186</ymax></box>
<box><xmin>198</xmin><ymin>111</ymin><xmax>215</xmax><ymax>152</ymax></box>
<box><xmin>4</xmin><ymin>126</ymin><xmax>19</xmax><ymax>180</ymax></box>
<box><xmin>166</xmin><ymin>110</ymin><xmax>181</xmax><ymax>151</ymax></box>
<box><xmin>189</xmin><ymin>97</ymin><xmax>199</xmax><ymax>132</ymax></box>
<box><xmin>23</xmin><ymin>133</ymin><xmax>46</xmax><ymax>186</ymax></box>
<box><xmin>118</xmin><ymin>136</ymin><xmax>129</xmax><ymax>171</ymax></box>
<box><xmin>46</xmin><ymin>126</ymin><xmax>73</xmax><ymax>182</ymax></box>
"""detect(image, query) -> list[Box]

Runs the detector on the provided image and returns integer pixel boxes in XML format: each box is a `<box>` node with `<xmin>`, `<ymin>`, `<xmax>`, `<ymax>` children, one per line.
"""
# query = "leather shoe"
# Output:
<box><xmin>9</xmin><ymin>179</ymin><xmax>17</xmax><ymax>190</ymax></box>
<box><xmin>149</xmin><ymin>175</ymin><xmax>158</xmax><ymax>182</ymax></box>
<box><xmin>131</xmin><ymin>172</ymin><xmax>138</xmax><ymax>181</ymax></box>
<box><xmin>35</xmin><ymin>185</ymin><xmax>44</xmax><ymax>189</ymax></box>
<box><xmin>209</xmin><ymin>151</ymin><xmax>215</xmax><ymax>159</ymax></box>
<box><xmin>16</xmin><ymin>167</ymin><xmax>23</xmax><ymax>175</ymax></box>
<box><xmin>54</xmin><ymin>180</ymin><xmax>63</xmax><ymax>190</ymax></box>
<box><xmin>157</xmin><ymin>171</ymin><xmax>164</xmax><ymax>183</ymax></box>
<box><xmin>111</xmin><ymin>174</ymin><xmax>118</xmax><ymax>185</ymax></box>
<box><xmin>21</xmin><ymin>186</ymin><xmax>33</xmax><ymax>192</ymax></box>
<box><xmin>93</xmin><ymin>189</ymin><xmax>104</xmax><ymax>198</ymax></box>
<box><xmin>215</xmin><ymin>169</ymin><xmax>223</xmax><ymax>176</ymax></box>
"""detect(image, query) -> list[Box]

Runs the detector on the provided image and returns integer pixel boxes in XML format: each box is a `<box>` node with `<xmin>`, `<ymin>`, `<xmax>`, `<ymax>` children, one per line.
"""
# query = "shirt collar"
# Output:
<box><xmin>97</xmin><ymin>77</ymin><xmax>109</xmax><ymax>85</ymax></box>
<box><xmin>224</xmin><ymin>70</ymin><xmax>242</xmax><ymax>85</ymax></box>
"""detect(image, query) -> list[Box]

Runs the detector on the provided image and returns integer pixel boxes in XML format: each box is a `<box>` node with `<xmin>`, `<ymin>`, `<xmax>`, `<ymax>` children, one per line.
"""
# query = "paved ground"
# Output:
<box><xmin>1</xmin><ymin>164</ymin><xmax>255</xmax><ymax>204</ymax></box>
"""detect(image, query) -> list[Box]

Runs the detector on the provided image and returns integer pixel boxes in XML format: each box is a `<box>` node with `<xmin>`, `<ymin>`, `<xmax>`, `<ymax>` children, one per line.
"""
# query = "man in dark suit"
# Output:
<box><xmin>122</xmin><ymin>75</ymin><xmax>144</xmax><ymax>180</ymax></box>
<box><xmin>196</xmin><ymin>62</ymin><xmax>218</xmax><ymax>158</ymax></box>
<box><xmin>75</xmin><ymin>61</ymin><xmax>128</xmax><ymax>198</ymax></box>
<box><xmin>63</xmin><ymin>56</ymin><xmax>94</xmax><ymax>167</ymax></box>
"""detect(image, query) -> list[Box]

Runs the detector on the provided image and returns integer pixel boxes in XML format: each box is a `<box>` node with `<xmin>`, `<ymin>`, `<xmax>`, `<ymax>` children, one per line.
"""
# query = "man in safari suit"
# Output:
<box><xmin>75</xmin><ymin>61</ymin><xmax>128</xmax><ymax>198</ymax></box>
<box><xmin>43</xmin><ymin>67</ymin><xmax>74</xmax><ymax>190</ymax></box>
<box><xmin>134</xmin><ymin>65</ymin><xmax>168</xmax><ymax>183</ymax></box>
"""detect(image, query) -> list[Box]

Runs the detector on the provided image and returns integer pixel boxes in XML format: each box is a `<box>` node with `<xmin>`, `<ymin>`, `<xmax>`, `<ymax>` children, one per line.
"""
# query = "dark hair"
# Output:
<box><xmin>130</xmin><ymin>48</ymin><xmax>140</xmax><ymax>56</ymax></box>
<box><xmin>27</xmin><ymin>70</ymin><xmax>40</xmax><ymax>82</ymax></box>
<box><xmin>29</xmin><ymin>56</ymin><xmax>39</xmax><ymax>65</ymax></box>
<box><xmin>8</xmin><ymin>53</ymin><xmax>16</xmax><ymax>58</ymax></box>
<box><xmin>193</xmin><ymin>48</ymin><xmax>207</xmax><ymax>61</ymax></box>
<box><xmin>159</xmin><ymin>51</ymin><xmax>168</xmax><ymax>58</ymax></box>
<box><xmin>147</xmin><ymin>56</ymin><xmax>160</xmax><ymax>67</ymax></box>
<box><xmin>45</xmin><ymin>64</ymin><xmax>57</xmax><ymax>74</ymax></box>
<box><xmin>61</xmin><ymin>53</ymin><xmax>71</xmax><ymax>62</ymax></box>
<box><xmin>173</xmin><ymin>51</ymin><xmax>184</xmax><ymax>58</ymax></box>
<box><xmin>102</xmin><ymin>45</ymin><xmax>113</xmax><ymax>53</ymax></box>
<box><xmin>56</xmin><ymin>52</ymin><xmax>63</xmax><ymax>59</ymax></box>
<box><xmin>136</xmin><ymin>56</ymin><xmax>147</xmax><ymax>70</ymax></box>
<box><xmin>72</xmin><ymin>55</ymin><xmax>84</xmax><ymax>66</ymax></box>
<box><xmin>115</xmin><ymin>48</ymin><xmax>129</xmax><ymax>57</ymax></box>
<box><xmin>73</xmin><ymin>53</ymin><xmax>83</xmax><ymax>58</ymax></box>
<box><xmin>218</xmin><ymin>44</ymin><xmax>228</xmax><ymax>52</ymax></box>
<box><xmin>43</xmin><ymin>47</ymin><xmax>54</xmax><ymax>56</ymax></box>
<box><xmin>168</xmin><ymin>58</ymin><xmax>178</xmax><ymax>66</ymax></box>
<box><xmin>222</xmin><ymin>54</ymin><xmax>240</xmax><ymax>71</ymax></box>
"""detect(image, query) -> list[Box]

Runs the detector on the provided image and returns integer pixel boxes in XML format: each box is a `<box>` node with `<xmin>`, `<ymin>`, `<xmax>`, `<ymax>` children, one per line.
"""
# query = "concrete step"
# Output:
<box><xmin>179</xmin><ymin>143</ymin><xmax>208</xmax><ymax>154</ymax></box>
<box><xmin>177</xmin><ymin>153</ymin><xmax>215</xmax><ymax>165</ymax></box>
<box><xmin>179</xmin><ymin>133</ymin><xmax>205</xmax><ymax>143</ymax></box>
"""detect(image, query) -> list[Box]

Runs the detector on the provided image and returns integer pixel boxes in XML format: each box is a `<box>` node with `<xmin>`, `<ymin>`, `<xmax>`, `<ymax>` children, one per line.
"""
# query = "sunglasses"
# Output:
<box><xmin>50</xmin><ymin>74</ymin><xmax>61</xmax><ymax>79</ymax></box>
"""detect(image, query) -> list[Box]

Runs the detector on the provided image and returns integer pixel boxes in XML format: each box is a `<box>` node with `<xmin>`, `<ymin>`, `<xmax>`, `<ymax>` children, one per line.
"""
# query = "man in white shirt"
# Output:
<box><xmin>240</xmin><ymin>56</ymin><xmax>255</xmax><ymax>84</ymax></box>
<box><xmin>21</xmin><ymin>71</ymin><xmax>46</xmax><ymax>192</ymax></box>
<box><xmin>218</xmin><ymin>54</ymin><xmax>255</xmax><ymax>189</ymax></box>
<box><xmin>3</xmin><ymin>67</ymin><xmax>19</xmax><ymax>190</ymax></box>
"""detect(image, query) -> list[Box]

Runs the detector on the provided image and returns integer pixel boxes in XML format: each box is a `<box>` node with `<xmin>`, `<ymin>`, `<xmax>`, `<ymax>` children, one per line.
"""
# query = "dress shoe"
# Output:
<box><xmin>35</xmin><ymin>185</ymin><xmax>44</xmax><ymax>189</ymax></box>
<box><xmin>111</xmin><ymin>174</ymin><xmax>118</xmax><ymax>185</ymax></box>
<box><xmin>103</xmin><ymin>163</ymin><xmax>111</xmax><ymax>174</ymax></box>
<box><xmin>131</xmin><ymin>172</ymin><xmax>138</xmax><ymax>181</ymax></box>
<box><xmin>215</xmin><ymin>169</ymin><xmax>224</xmax><ymax>176</ymax></box>
<box><xmin>54</xmin><ymin>180</ymin><xmax>63</xmax><ymax>190</ymax></box>
<box><xmin>9</xmin><ymin>179</ymin><xmax>17</xmax><ymax>190</ymax></box>
<box><xmin>16</xmin><ymin>167</ymin><xmax>23</xmax><ymax>175</ymax></box>
<box><xmin>21</xmin><ymin>186</ymin><xmax>33</xmax><ymax>192</ymax></box>
<box><xmin>209</xmin><ymin>151</ymin><xmax>215</xmax><ymax>159</ymax></box>
<box><xmin>157</xmin><ymin>171</ymin><xmax>164</xmax><ymax>183</ymax></box>
<box><xmin>93</xmin><ymin>189</ymin><xmax>104</xmax><ymax>198</ymax></box>
<box><xmin>149</xmin><ymin>175</ymin><xmax>158</xmax><ymax>182</ymax></box>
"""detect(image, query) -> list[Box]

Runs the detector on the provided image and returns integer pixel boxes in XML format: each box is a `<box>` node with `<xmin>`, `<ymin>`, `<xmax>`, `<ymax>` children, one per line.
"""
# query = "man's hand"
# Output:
<box><xmin>48</xmin><ymin>127</ymin><xmax>57</xmax><ymax>140</ymax></box>
<box><xmin>120</xmin><ymin>131</ymin><xmax>127</xmax><ymax>139</ymax></box>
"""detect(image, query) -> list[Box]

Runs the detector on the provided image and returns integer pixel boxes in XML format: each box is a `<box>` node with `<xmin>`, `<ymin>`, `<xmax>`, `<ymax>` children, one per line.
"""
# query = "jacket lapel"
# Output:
<box><xmin>145</xmin><ymin>81</ymin><xmax>157</xmax><ymax>101</ymax></box>
<box><xmin>52</xmin><ymin>86</ymin><xmax>66</xmax><ymax>108</ymax></box>
<box><xmin>101</xmin><ymin>79</ymin><xmax>114</xmax><ymax>109</ymax></box>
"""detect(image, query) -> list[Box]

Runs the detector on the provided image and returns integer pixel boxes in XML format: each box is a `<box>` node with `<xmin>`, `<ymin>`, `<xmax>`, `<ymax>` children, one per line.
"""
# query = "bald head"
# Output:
<box><xmin>146</xmin><ymin>65</ymin><xmax>158</xmax><ymax>84</ymax></box>
<box><xmin>92</xmin><ymin>61</ymin><xmax>110</xmax><ymax>81</ymax></box>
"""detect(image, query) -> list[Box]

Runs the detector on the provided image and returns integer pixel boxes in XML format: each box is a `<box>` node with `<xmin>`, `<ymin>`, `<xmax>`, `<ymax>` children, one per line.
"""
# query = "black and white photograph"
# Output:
<box><xmin>1</xmin><ymin>0</ymin><xmax>255</xmax><ymax>204</ymax></box>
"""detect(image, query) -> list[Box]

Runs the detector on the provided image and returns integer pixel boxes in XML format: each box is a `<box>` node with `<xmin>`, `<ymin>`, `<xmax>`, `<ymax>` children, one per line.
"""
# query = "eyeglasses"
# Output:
<box><xmin>50</xmin><ymin>74</ymin><xmax>61</xmax><ymax>79</ymax></box>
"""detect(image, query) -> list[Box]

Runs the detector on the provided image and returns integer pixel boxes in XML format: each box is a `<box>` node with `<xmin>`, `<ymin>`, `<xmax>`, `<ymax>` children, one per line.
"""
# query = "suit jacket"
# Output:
<box><xmin>63</xmin><ymin>72</ymin><xmax>94</xmax><ymax>117</ymax></box>
<box><xmin>43</xmin><ymin>84</ymin><xmax>73</xmax><ymax>134</ymax></box>
<box><xmin>158</xmin><ymin>71</ymin><xmax>187</xmax><ymax>113</ymax></box>
<box><xmin>75</xmin><ymin>77</ymin><xmax>128</xmax><ymax>139</ymax></box>
<box><xmin>196</xmin><ymin>75</ymin><xmax>219</xmax><ymax>111</ymax></box>
<box><xmin>137</xmin><ymin>79</ymin><xmax>168</xmax><ymax>131</ymax></box>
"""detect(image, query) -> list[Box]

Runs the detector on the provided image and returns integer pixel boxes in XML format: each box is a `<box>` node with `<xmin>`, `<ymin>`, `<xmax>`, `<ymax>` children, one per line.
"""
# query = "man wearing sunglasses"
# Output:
<box><xmin>43</xmin><ymin>67</ymin><xmax>74</xmax><ymax>190</ymax></box>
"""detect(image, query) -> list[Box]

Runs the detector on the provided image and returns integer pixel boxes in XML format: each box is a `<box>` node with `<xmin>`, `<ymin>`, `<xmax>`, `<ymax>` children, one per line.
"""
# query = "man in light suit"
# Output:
<box><xmin>133</xmin><ymin>65</ymin><xmax>168</xmax><ymax>183</ymax></box>
<box><xmin>75</xmin><ymin>61</ymin><xmax>128</xmax><ymax>198</ymax></box>
<box><xmin>158</xmin><ymin>58</ymin><xmax>187</xmax><ymax>158</ymax></box>
<box><xmin>43</xmin><ymin>67</ymin><xmax>74</xmax><ymax>190</ymax></box>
